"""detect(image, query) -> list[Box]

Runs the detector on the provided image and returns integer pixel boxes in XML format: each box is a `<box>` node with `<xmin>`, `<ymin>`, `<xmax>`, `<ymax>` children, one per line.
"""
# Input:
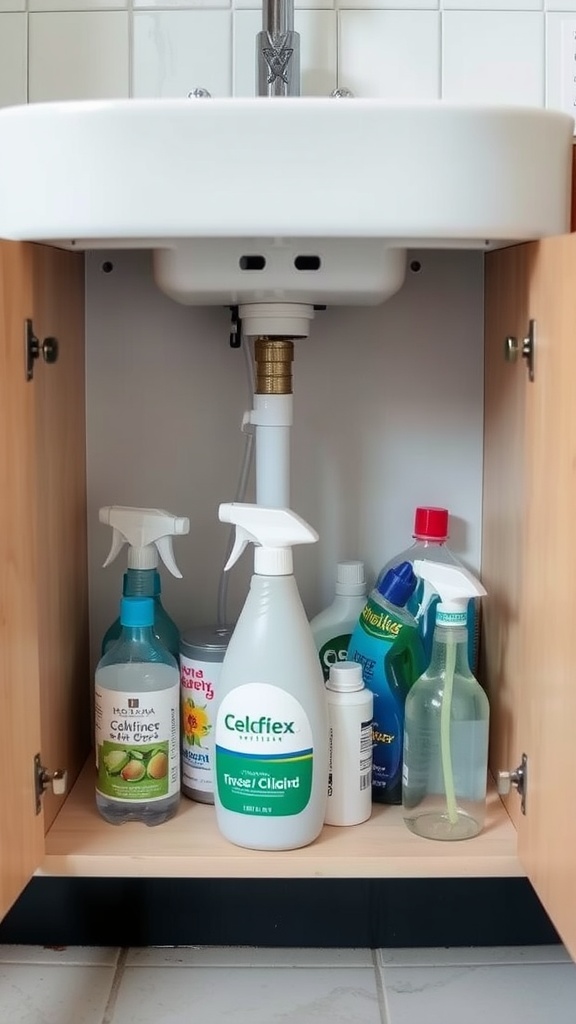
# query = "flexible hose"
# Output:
<box><xmin>440</xmin><ymin>633</ymin><xmax>459</xmax><ymax>825</ymax></box>
<box><xmin>216</xmin><ymin>336</ymin><xmax>255</xmax><ymax>627</ymax></box>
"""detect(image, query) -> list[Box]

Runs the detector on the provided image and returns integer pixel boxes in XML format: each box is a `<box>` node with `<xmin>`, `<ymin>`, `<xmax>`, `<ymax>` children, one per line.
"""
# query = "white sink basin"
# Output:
<box><xmin>0</xmin><ymin>98</ymin><xmax>572</xmax><ymax>305</ymax></box>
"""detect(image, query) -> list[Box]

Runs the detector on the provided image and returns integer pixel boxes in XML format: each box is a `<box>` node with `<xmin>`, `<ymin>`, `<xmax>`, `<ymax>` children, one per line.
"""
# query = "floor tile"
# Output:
<box><xmin>383</xmin><ymin>963</ymin><xmax>576</xmax><ymax>1024</ymax></box>
<box><xmin>111</xmin><ymin>965</ymin><xmax>382</xmax><ymax>1023</ymax></box>
<box><xmin>377</xmin><ymin>944</ymin><xmax>570</xmax><ymax>967</ymax></box>
<box><xmin>0</xmin><ymin>963</ymin><xmax>116</xmax><ymax>1024</ymax></box>
<box><xmin>0</xmin><ymin>944</ymin><xmax>120</xmax><ymax>965</ymax></box>
<box><xmin>126</xmin><ymin>946</ymin><xmax>374</xmax><ymax>967</ymax></box>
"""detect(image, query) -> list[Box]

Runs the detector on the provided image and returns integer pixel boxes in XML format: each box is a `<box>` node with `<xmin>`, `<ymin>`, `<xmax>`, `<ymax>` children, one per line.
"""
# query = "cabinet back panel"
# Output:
<box><xmin>86</xmin><ymin>250</ymin><xmax>484</xmax><ymax>672</ymax></box>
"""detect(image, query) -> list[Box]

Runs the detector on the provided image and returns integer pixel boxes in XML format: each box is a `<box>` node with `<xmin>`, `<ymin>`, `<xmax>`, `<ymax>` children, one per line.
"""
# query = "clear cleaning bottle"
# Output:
<box><xmin>99</xmin><ymin>505</ymin><xmax>190</xmax><ymax>658</ymax></box>
<box><xmin>95</xmin><ymin>595</ymin><xmax>180</xmax><ymax>826</ymax></box>
<box><xmin>310</xmin><ymin>561</ymin><xmax>368</xmax><ymax>682</ymax></box>
<box><xmin>214</xmin><ymin>503</ymin><xmax>329</xmax><ymax>851</ymax></box>
<box><xmin>377</xmin><ymin>506</ymin><xmax>478</xmax><ymax>671</ymax></box>
<box><xmin>347</xmin><ymin>562</ymin><xmax>426</xmax><ymax>805</ymax></box>
<box><xmin>402</xmin><ymin>560</ymin><xmax>489</xmax><ymax>841</ymax></box>
<box><xmin>325</xmin><ymin>661</ymin><xmax>373</xmax><ymax>827</ymax></box>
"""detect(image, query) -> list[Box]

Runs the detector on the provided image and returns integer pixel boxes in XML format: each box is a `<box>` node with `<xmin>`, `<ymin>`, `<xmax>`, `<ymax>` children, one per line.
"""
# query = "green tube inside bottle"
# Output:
<box><xmin>440</xmin><ymin>632</ymin><xmax>459</xmax><ymax>825</ymax></box>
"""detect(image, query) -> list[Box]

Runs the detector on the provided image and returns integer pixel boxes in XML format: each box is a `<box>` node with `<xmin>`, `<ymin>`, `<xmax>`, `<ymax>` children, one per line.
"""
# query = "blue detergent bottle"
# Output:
<box><xmin>348</xmin><ymin>561</ymin><xmax>426</xmax><ymax>805</ymax></box>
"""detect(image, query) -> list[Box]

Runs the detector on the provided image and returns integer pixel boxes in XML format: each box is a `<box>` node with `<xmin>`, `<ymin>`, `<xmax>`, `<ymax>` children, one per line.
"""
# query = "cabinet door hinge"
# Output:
<box><xmin>504</xmin><ymin>320</ymin><xmax>535</xmax><ymax>382</ymax></box>
<box><xmin>25</xmin><ymin>319</ymin><xmax>59</xmax><ymax>381</ymax></box>
<box><xmin>34</xmin><ymin>753</ymin><xmax>68</xmax><ymax>814</ymax></box>
<box><xmin>497</xmin><ymin>753</ymin><xmax>528</xmax><ymax>815</ymax></box>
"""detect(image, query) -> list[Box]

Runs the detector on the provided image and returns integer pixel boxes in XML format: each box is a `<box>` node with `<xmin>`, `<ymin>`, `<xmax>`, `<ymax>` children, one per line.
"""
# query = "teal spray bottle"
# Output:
<box><xmin>402</xmin><ymin>560</ymin><xmax>489</xmax><ymax>841</ymax></box>
<box><xmin>99</xmin><ymin>506</ymin><xmax>190</xmax><ymax>659</ymax></box>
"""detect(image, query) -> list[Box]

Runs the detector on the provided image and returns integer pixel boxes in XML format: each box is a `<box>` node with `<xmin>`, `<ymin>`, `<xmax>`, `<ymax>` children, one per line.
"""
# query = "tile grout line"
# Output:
<box><xmin>100</xmin><ymin>947</ymin><xmax>129</xmax><ymax>1024</ymax></box>
<box><xmin>371</xmin><ymin>949</ymin><xmax>391</xmax><ymax>1024</ymax></box>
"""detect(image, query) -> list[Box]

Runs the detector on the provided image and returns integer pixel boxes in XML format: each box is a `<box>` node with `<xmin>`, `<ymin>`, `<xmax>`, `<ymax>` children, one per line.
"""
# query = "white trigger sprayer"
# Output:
<box><xmin>220</xmin><ymin>503</ymin><xmax>318</xmax><ymax>576</ymax></box>
<box><xmin>413</xmin><ymin>560</ymin><xmax>486</xmax><ymax>827</ymax></box>
<box><xmin>99</xmin><ymin>506</ymin><xmax>190</xmax><ymax>577</ymax></box>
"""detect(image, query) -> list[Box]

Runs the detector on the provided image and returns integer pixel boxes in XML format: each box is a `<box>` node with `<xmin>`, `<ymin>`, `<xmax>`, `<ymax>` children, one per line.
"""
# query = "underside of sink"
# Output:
<box><xmin>0</xmin><ymin>98</ymin><xmax>572</xmax><ymax>305</ymax></box>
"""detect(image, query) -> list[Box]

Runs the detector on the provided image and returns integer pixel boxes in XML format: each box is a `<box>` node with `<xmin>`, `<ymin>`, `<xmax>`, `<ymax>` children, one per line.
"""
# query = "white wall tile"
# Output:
<box><xmin>234</xmin><ymin>9</ymin><xmax>336</xmax><ymax>96</ymax></box>
<box><xmin>546</xmin><ymin>11</ymin><xmax>576</xmax><ymax>121</ymax></box>
<box><xmin>29</xmin><ymin>13</ymin><xmax>129</xmax><ymax>100</ymax></box>
<box><xmin>0</xmin><ymin>0</ymin><xmax>24</xmax><ymax>11</ymax></box>
<box><xmin>133</xmin><ymin>11</ymin><xmax>232</xmax><ymax>97</ymax></box>
<box><xmin>442</xmin><ymin>12</ymin><xmax>544</xmax><ymax>105</ymax></box>
<box><xmin>0</xmin><ymin>13</ymin><xmax>26</xmax><ymax>106</ymax></box>
<box><xmin>444</xmin><ymin>0</ymin><xmax>541</xmax><ymax>9</ymax></box>
<box><xmin>135</xmin><ymin>0</ymin><xmax>229</xmax><ymax>9</ymax></box>
<box><xmin>338</xmin><ymin>11</ymin><xmax>440</xmax><ymax>99</ymax></box>
<box><xmin>30</xmin><ymin>0</ymin><xmax>126</xmax><ymax>11</ymax></box>
<box><xmin>337</xmin><ymin>0</ymin><xmax>437</xmax><ymax>10</ymax></box>
<box><xmin>546</xmin><ymin>0</ymin><xmax>576</xmax><ymax>10</ymax></box>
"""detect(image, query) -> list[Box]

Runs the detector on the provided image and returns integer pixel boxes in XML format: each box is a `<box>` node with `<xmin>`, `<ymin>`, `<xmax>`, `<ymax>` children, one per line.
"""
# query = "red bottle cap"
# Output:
<box><xmin>413</xmin><ymin>506</ymin><xmax>449</xmax><ymax>541</ymax></box>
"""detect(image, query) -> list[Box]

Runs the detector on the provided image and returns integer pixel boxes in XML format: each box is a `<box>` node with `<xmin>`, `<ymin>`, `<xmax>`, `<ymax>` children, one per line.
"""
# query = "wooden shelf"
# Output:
<box><xmin>39</xmin><ymin>761</ymin><xmax>523</xmax><ymax>880</ymax></box>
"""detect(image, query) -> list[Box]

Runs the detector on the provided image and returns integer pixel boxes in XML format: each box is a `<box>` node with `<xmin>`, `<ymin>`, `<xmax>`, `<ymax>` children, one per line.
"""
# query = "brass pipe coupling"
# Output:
<box><xmin>254</xmin><ymin>338</ymin><xmax>294</xmax><ymax>395</ymax></box>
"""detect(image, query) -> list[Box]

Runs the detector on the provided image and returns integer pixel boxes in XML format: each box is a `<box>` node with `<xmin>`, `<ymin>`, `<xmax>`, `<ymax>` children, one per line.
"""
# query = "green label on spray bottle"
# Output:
<box><xmin>215</xmin><ymin>683</ymin><xmax>313</xmax><ymax>817</ymax></box>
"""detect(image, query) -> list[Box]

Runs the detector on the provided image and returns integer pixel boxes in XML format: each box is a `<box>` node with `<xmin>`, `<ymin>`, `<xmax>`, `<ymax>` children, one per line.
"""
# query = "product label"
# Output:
<box><xmin>180</xmin><ymin>656</ymin><xmax>220</xmax><ymax>795</ymax></box>
<box><xmin>215</xmin><ymin>683</ymin><xmax>313</xmax><ymax>817</ymax></box>
<box><xmin>318</xmin><ymin>632</ymin><xmax>352</xmax><ymax>682</ymax></box>
<box><xmin>95</xmin><ymin>687</ymin><xmax>179</xmax><ymax>802</ymax></box>
<box><xmin>348</xmin><ymin>599</ymin><xmax>424</xmax><ymax>801</ymax></box>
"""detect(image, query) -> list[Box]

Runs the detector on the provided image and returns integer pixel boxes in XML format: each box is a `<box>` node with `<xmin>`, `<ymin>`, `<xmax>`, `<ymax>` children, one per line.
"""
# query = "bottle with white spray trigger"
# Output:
<box><xmin>99</xmin><ymin>506</ymin><xmax>189</xmax><ymax>658</ymax></box>
<box><xmin>214</xmin><ymin>503</ymin><xmax>329</xmax><ymax>851</ymax></box>
<box><xmin>402</xmin><ymin>560</ymin><xmax>489</xmax><ymax>841</ymax></box>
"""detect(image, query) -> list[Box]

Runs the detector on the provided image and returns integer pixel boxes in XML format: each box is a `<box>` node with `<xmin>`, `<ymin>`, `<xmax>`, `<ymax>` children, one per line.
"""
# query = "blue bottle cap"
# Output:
<box><xmin>120</xmin><ymin>596</ymin><xmax>154</xmax><ymax>627</ymax></box>
<box><xmin>376</xmin><ymin>560</ymin><xmax>417</xmax><ymax>608</ymax></box>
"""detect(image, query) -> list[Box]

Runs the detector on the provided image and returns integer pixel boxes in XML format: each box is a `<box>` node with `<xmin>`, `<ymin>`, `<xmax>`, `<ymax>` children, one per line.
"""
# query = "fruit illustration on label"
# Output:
<box><xmin>121</xmin><ymin>759</ymin><xmax>146</xmax><ymax>782</ymax></box>
<box><xmin>103</xmin><ymin>750</ymin><xmax>130</xmax><ymax>775</ymax></box>
<box><xmin>147</xmin><ymin>751</ymin><xmax>168</xmax><ymax>779</ymax></box>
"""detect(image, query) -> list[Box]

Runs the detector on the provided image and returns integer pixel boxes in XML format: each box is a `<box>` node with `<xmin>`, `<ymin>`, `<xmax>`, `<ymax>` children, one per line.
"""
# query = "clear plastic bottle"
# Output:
<box><xmin>325</xmin><ymin>662</ymin><xmax>373</xmax><ymax>826</ymax></box>
<box><xmin>310</xmin><ymin>561</ymin><xmax>368</xmax><ymax>682</ymax></box>
<box><xmin>377</xmin><ymin>506</ymin><xmax>478</xmax><ymax>670</ymax></box>
<box><xmin>402</xmin><ymin>561</ymin><xmax>489</xmax><ymax>841</ymax></box>
<box><xmin>95</xmin><ymin>595</ymin><xmax>180</xmax><ymax>826</ymax></box>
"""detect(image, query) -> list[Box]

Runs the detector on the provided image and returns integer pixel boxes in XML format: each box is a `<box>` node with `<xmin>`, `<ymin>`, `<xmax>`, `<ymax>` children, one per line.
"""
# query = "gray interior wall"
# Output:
<box><xmin>86</xmin><ymin>248</ymin><xmax>484</xmax><ymax>669</ymax></box>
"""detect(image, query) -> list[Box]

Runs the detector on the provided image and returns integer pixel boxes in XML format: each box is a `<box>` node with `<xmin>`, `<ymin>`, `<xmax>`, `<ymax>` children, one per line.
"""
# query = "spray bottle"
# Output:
<box><xmin>214</xmin><ymin>503</ymin><xmax>329</xmax><ymax>851</ymax></box>
<box><xmin>99</xmin><ymin>506</ymin><xmax>190</xmax><ymax>659</ymax></box>
<box><xmin>402</xmin><ymin>560</ymin><xmax>489</xmax><ymax>841</ymax></box>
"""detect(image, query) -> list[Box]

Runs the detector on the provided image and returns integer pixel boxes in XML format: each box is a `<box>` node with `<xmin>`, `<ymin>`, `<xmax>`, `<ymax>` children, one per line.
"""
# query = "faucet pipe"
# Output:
<box><xmin>257</xmin><ymin>0</ymin><xmax>300</xmax><ymax>97</ymax></box>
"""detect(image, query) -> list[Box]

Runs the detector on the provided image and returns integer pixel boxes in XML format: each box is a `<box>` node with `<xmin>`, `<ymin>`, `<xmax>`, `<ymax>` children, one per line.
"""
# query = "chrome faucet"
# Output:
<box><xmin>257</xmin><ymin>0</ymin><xmax>300</xmax><ymax>97</ymax></box>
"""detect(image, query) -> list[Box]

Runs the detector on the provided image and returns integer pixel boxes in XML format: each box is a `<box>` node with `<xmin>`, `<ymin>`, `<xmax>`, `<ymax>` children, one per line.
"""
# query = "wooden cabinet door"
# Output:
<box><xmin>518</xmin><ymin>232</ymin><xmax>576</xmax><ymax>959</ymax></box>
<box><xmin>483</xmin><ymin>242</ymin><xmax>532</xmax><ymax>834</ymax></box>
<box><xmin>484</xmin><ymin>233</ymin><xmax>576</xmax><ymax>959</ymax></box>
<box><xmin>0</xmin><ymin>242</ymin><xmax>44</xmax><ymax>919</ymax></box>
<box><xmin>0</xmin><ymin>241</ymin><xmax>88</xmax><ymax>921</ymax></box>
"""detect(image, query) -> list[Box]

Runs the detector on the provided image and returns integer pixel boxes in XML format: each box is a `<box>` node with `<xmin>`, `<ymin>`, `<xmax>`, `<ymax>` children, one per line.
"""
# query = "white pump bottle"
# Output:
<box><xmin>402</xmin><ymin>560</ymin><xmax>489</xmax><ymax>841</ymax></box>
<box><xmin>214</xmin><ymin>503</ymin><xmax>329</xmax><ymax>851</ymax></box>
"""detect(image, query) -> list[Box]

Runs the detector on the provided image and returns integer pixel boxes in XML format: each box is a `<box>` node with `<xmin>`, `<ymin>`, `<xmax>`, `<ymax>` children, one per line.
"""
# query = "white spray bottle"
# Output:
<box><xmin>402</xmin><ymin>560</ymin><xmax>489</xmax><ymax>841</ymax></box>
<box><xmin>214</xmin><ymin>503</ymin><xmax>329</xmax><ymax>851</ymax></box>
<box><xmin>99</xmin><ymin>506</ymin><xmax>190</xmax><ymax>658</ymax></box>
